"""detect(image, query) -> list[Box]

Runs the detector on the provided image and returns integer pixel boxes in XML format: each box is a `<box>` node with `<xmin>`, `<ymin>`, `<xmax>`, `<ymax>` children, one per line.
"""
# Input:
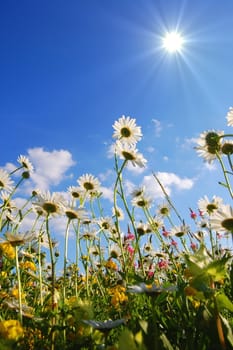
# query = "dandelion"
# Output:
<box><xmin>226</xmin><ymin>106</ymin><xmax>233</xmax><ymax>126</ymax></box>
<box><xmin>0</xmin><ymin>169</ymin><xmax>14</xmax><ymax>192</ymax></box>
<box><xmin>77</xmin><ymin>173</ymin><xmax>100</xmax><ymax>192</ymax></box>
<box><xmin>115</xmin><ymin>141</ymin><xmax>147</xmax><ymax>167</ymax></box>
<box><xmin>198</xmin><ymin>195</ymin><xmax>223</xmax><ymax>215</ymax></box>
<box><xmin>195</xmin><ymin>130</ymin><xmax>224</xmax><ymax>162</ymax></box>
<box><xmin>209</xmin><ymin>204</ymin><xmax>233</xmax><ymax>234</ymax></box>
<box><xmin>112</xmin><ymin>115</ymin><xmax>142</xmax><ymax>145</ymax></box>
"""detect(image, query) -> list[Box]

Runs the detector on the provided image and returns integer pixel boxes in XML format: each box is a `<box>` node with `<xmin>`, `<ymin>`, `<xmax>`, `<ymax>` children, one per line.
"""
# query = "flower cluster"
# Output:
<box><xmin>0</xmin><ymin>112</ymin><xmax>232</xmax><ymax>349</ymax></box>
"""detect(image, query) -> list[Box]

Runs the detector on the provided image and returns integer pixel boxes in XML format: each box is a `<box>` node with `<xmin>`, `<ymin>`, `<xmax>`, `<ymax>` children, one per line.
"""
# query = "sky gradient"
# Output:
<box><xmin>1</xmin><ymin>0</ymin><xmax>233</xmax><ymax>241</ymax></box>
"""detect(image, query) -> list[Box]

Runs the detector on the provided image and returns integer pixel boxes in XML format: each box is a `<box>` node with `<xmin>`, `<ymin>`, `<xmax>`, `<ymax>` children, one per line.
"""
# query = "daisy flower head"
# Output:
<box><xmin>136</xmin><ymin>222</ymin><xmax>152</xmax><ymax>236</ymax></box>
<box><xmin>33</xmin><ymin>191</ymin><xmax>65</xmax><ymax>216</ymax></box>
<box><xmin>67</xmin><ymin>186</ymin><xmax>84</xmax><ymax>200</ymax></box>
<box><xmin>170</xmin><ymin>224</ymin><xmax>190</xmax><ymax>237</ymax></box>
<box><xmin>77</xmin><ymin>173</ymin><xmax>100</xmax><ymax>192</ymax></box>
<box><xmin>198</xmin><ymin>195</ymin><xmax>223</xmax><ymax>215</ymax></box>
<box><xmin>112</xmin><ymin>115</ymin><xmax>142</xmax><ymax>145</ymax></box>
<box><xmin>115</xmin><ymin>141</ymin><xmax>147</xmax><ymax>168</ymax></box>
<box><xmin>209</xmin><ymin>204</ymin><xmax>233</xmax><ymax>234</ymax></box>
<box><xmin>195</xmin><ymin>130</ymin><xmax>224</xmax><ymax>163</ymax></box>
<box><xmin>131</xmin><ymin>194</ymin><xmax>153</xmax><ymax>209</ymax></box>
<box><xmin>112</xmin><ymin>206</ymin><xmax>125</xmax><ymax>221</ymax></box>
<box><xmin>0</xmin><ymin>169</ymin><xmax>14</xmax><ymax>192</ymax></box>
<box><xmin>226</xmin><ymin>106</ymin><xmax>233</xmax><ymax>126</ymax></box>
<box><xmin>157</xmin><ymin>202</ymin><xmax>171</xmax><ymax>217</ymax></box>
<box><xmin>17</xmin><ymin>155</ymin><xmax>34</xmax><ymax>173</ymax></box>
<box><xmin>5</xmin><ymin>230</ymin><xmax>38</xmax><ymax>246</ymax></box>
<box><xmin>109</xmin><ymin>244</ymin><xmax>122</xmax><ymax>259</ymax></box>
<box><xmin>64</xmin><ymin>206</ymin><xmax>87</xmax><ymax>221</ymax></box>
<box><xmin>131</xmin><ymin>186</ymin><xmax>145</xmax><ymax>198</ymax></box>
<box><xmin>96</xmin><ymin>216</ymin><xmax>114</xmax><ymax>231</ymax></box>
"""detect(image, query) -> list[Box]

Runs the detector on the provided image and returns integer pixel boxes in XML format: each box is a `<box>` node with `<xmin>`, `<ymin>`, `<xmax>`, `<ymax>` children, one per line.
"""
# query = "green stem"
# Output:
<box><xmin>15</xmin><ymin>246</ymin><xmax>23</xmax><ymax>324</ymax></box>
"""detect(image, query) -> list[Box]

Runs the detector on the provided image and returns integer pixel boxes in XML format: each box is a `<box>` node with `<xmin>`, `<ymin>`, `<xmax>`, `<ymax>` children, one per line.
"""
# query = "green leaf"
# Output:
<box><xmin>118</xmin><ymin>329</ymin><xmax>138</xmax><ymax>350</ymax></box>
<box><xmin>204</xmin><ymin>257</ymin><xmax>230</xmax><ymax>282</ymax></box>
<box><xmin>220</xmin><ymin>315</ymin><xmax>233</xmax><ymax>347</ymax></box>
<box><xmin>216</xmin><ymin>293</ymin><xmax>233</xmax><ymax>312</ymax></box>
<box><xmin>160</xmin><ymin>333</ymin><xmax>174</xmax><ymax>350</ymax></box>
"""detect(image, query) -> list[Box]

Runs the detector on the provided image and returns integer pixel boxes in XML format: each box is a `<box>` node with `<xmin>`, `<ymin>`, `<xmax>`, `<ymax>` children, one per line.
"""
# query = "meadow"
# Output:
<box><xmin>0</xmin><ymin>113</ymin><xmax>232</xmax><ymax>349</ymax></box>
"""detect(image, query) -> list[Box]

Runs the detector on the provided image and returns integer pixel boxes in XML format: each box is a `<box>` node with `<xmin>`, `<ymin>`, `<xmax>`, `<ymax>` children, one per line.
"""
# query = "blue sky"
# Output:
<box><xmin>1</xmin><ymin>1</ymin><xmax>233</xmax><ymax>243</ymax></box>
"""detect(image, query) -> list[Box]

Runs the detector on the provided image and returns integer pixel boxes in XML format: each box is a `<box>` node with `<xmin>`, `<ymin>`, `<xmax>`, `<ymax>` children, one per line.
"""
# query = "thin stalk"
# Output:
<box><xmin>15</xmin><ymin>245</ymin><xmax>23</xmax><ymax>324</ymax></box>
<box><xmin>216</xmin><ymin>152</ymin><xmax>233</xmax><ymax>199</ymax></box>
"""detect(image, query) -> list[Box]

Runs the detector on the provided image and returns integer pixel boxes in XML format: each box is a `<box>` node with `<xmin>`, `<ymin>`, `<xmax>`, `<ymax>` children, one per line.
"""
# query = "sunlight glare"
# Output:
<box><xmin>162</xmin><ymin>31</ymin><xmax>184</xmax><ymax>53</ymax></box>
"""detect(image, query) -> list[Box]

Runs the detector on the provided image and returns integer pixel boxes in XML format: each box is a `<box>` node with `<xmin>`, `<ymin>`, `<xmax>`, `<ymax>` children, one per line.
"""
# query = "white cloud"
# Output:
<box><xmin>100</xmin><ymin>186</ymin><xmax>114</xmax><ymax>202</ymax></box>
<box><xmin>152</xmin><ymin>119</ymin><xmax>162</xmax><ymax>137</ymax></box>
<box><xmin>146</xmin><ymin>146</ymin><xmax>155</xmax><ymax>153</ymax></box>
<box><xmin>142</xmin><ymin>172</ymin><xmax>194</xmax><ymax>199</ymax></box>
<box><xmin>28</xmin><ymin>147</ymin><xmax>76</xmax><ymax>190</ymax></box>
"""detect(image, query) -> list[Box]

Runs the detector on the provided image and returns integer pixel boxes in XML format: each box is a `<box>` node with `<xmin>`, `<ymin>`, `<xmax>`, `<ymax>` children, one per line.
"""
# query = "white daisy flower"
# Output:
<box><xmin>112</xmin><ymin>206</ymin><xmax>124</xmax><ymax>221</ymax></box>
<box><xmin>209</xmin><ymin>204</ymin><xmax>233</xmax><ymax>233</ymax></box>
<box><xmin>112</xmin><ymin>115</ymin><xmax>142</xmax><ymax>145</ymax></box>
<box><xmin>96</xmin><ymin>217</ymin><xmax>114</xmax><ymax>231</ymax></box>
<box><xmin>131</xmin><ymin>186</ymin><xmax>145</xmax><ymax>198</ymax></box>
<box><xmin>63</xmin><ymin>206</ymin><xmax>87</xmax><ymax>221</ymax></box>
<box><xmin>170</xmin><ymin>224</ymin><xmax>190</xmax><ymax>237</ymax></box>
<box><xmin>77</xmin><ymin>174</ymin><xmax>100</xmax><ymax>192</ymax></box>
<box><xmin>17</xmin><ymin>155</ymin><xmax>34</xmax><ymax>172</ymax></box>
<box><xmin>221</xmin><ymin>140</ymin><xmax>233</xmax><ymax>155</ymax></box>
<box><xmin>136</xmin><ymin>222</ymin><xmax>152</xmax><ymax>236</ymax></box>
<box><xmin>131</xmin><ymin>194</ymin><xmax>152</xmax><ymax>208</ymax></box>
<box><xmin>67</xmin><ymin>186</ymin><xmax>84</xmax><ymax>199</ymax></box>
<box><xmin>33</xmin><ymin>191</ymin><xmax>65</xmax><ymax>216</ymax></box>
<box><xmin>109</xmin><ymin>244</ymin><xmax>122</xmax><ymax>259</ymax></box>
<box><xmin>198</xmin><ymin>195</ymin><xmax>223</xmax><ymax>215</ymax></box>
<box><xmin>157</xmin><ymin>202</ymin><xmax>171</xmax><ymax>217</ymax></box>
<box><xmin>115</xmin><ymin>141</ymin><xmax>147</xmax><ymax>168</ymax></box>
<box><xmin>5</xmin><ymin>231</ymin><xmax>38</xmax><ymax>246</ymax></box>
<box><xmin>226</xmin><ymin>107</ymin><xmax>233</xmax><ymax>126</ymax></box>
<box><xmin>195</xmin><ymin>130</ymin><xmax>224</xmax><ymax>163</ymax></box>
<box><xmin>0</xmin><ymin>169</ymin><xmax>14</xmax><ymax>192</ymax></box>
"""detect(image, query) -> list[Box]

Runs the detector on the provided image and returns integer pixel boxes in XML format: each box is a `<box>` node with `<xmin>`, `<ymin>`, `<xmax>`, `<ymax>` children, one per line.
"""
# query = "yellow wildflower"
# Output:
<box><xmin>20</xmin><ymin>260</ymin><xmax>37</xmax><ymax>272</ymax></box>
<box><xmin>109</xmin><ymin>285</ymin><xmax>128</xmax><ymax>309</ymax></box>
<box><xmin>0</xmin><ymin>319</ymin><xmax>24</xmax><ymax>340</ymax></box>
<box><xmin>105</xmin><ymin>259</ymin><xmax>118</xmax><ymax>271</ymax></box>
<box><xmin>0</xmin><ymin>242</ymin><xmax>15</xmax><ymax>259</ymax></box>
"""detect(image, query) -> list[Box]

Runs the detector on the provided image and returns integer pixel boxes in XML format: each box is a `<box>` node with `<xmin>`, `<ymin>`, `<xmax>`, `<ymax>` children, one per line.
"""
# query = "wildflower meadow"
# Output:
<box><xmin>0</xmin><ymin>110</ymin><xmax>233</xmax><ymax>350</ymax></box>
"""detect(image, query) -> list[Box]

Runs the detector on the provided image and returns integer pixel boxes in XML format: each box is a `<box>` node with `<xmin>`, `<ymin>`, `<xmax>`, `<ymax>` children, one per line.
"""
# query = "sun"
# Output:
<box><xmin>162</xmin><ymin>31</ymin><xmax>184</xmax><ymax>53</ymax></box>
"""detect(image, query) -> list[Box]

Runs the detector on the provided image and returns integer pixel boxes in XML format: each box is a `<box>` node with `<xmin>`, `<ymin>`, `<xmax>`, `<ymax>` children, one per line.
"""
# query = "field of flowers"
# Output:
<box><xmin>0</xmin><ymin>111</ymin><xmax>232</xmax><ymax>350</ymax></box>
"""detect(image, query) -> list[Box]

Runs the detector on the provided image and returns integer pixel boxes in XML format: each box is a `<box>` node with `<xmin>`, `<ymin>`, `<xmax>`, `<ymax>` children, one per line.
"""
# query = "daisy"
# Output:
<box><xmin>149</xmin><ymin>216</ymin><xmax>164</xmax><ymax>231</ymax></box>
<box><xmin>96</xmin><ymin>217</ymin><xmax>113</xmax><ymax>231</ymax></box>
<box><xmin>195</xmin><ymin>130</ymin><xmax>224</xmax><ymax>163</ymax></box>
<box><xmin>157</xmin><ymin>202</ymin><xmax>171</xmax><ymax>217</ymax></box>
<box><xmin>109</xmin><ymin>244</ymin><xmax>122</xmax><ymax>259</ymax></box>
<box><xmin>136</xmin><ymin>222</ymin><xmax>152</xmax><ymax>236</ymax></box>
<box><xmin>112</xmin><ymin>115</ymin><xmax>142</xmax><ymax>145</ymax></box>
<box><xmin>170</xmin><ymin>224</ymin><xmax>190</xmax><ymax>237</ymax></box>
<box><xmin>131</xmin><ymin>186</ymin><xmax>145</xmax><ymax>198</ymax></box>
<box><xmin>77</xmin><ymin>174</ymin><xmax>100</xmax><ymax>192</ymax></box>
<box><xmin>112</xmin><ymin>206</ymin><xmax>125</xmax><ymax>221</ymax></box>
<box><xmin>0</xmin><ymin>169</ymin><xmax>14</xmax><ymax>192</ymax></box>
<box><xmin>115</xmin><ymin>141</ymin><xmax>147</xmax><ymax>168</ymax></box>
<box><xmin>17</xmin><ymin>155</ymin><xmax>34</xmax><ymax>173</ymax></box>
<box><xmin>131</xmin><ymin>194</ymin><xmax>152</xmax><ymax>209</ymax></box>
<box><xmin>63</xmin><ymin>206</ymin><xmax>87</xmax><ymax>221</ymax></box>
<box><xmin>5</xmin><ymin>231</ymin><xmax>38</xmax><ymax>246</ymax></box>
<box><xmin>209</xmin><ymin>204</ymin><xmax>233</xmax><ymax>233</ymax></box>
<box><xmin>226</xmin><ymin>107</ymin><xmax>233</xmax><ymax>126</ymax></box>
<box><xmin>67</xmin><ymin>186</ymin><xmax>84</xmax><ymax>199</ymax></box>
<box><xmin>198</xmin><ymin>195</ymin><xmax>223</xmax><ymax>215</ymax></box>
<box><xmin>33</xmin><ymin>191</ymin><xmax>65</xmax><ymax>216</ymax></box>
